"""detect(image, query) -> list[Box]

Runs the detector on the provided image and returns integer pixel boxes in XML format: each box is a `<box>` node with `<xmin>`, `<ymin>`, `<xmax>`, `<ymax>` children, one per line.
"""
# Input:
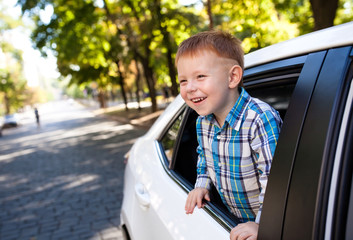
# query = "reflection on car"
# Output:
<box><xmin>120</xmin><ymin>22</ymin><xmax>353</xmax><ymax>240</ymax></box>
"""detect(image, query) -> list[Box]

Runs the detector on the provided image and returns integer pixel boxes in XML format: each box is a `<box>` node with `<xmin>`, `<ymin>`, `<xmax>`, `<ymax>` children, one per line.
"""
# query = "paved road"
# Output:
<box><xmin>0</xmin><ymin>100</ymin><xmax>147</xmax><ymax>240</ymax></box>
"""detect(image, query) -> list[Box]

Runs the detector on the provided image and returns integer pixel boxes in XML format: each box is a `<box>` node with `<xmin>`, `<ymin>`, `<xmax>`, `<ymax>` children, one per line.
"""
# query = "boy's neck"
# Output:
<box><xmin>214</xmin><ymin>88</ymin><xmax>240</xmax><ymax>127</ymax></box>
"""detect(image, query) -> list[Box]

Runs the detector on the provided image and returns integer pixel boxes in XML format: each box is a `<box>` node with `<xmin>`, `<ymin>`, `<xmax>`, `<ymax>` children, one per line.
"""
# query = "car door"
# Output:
<box><xmin>259</xmin><ymin>46</ymin><xmax>353</xmax><ymax>239</ymax></box>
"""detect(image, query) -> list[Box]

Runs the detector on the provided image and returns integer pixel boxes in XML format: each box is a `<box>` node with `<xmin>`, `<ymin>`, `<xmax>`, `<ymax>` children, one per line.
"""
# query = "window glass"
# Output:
<box><xmin>160</xmin><ymin>113</ymin><xmax>183</xmax><ymax>165</ymax></box>
<box><xmin>246</xmin><ymin>83</ymin><xmax>296</xmax><ymax>119</ymax></box>
<box><xmin>173</xmin><ymin>109</ymin><xmax>199</xmax><ymax>185</ymax></box>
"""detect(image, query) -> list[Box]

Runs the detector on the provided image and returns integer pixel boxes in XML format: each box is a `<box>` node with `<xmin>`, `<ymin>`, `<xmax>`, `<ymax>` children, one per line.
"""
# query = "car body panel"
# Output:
<box><xmin>121</xmin><ymin>137</ymin><xmax>230</xmax><ymax>239</ymax></box>
<box><xmin>282</xmin><ymin>46</ymin><xmax>352</xmax><ymax>239</ymax></box>
<box><xmin>325</xmin><ymin>75</ymin><xmax>353</xmax><ymax>239</ymax></box>
<box><xmin>259</xmin><ymin>46</ymin><xmax>353</xmax><ymax>239</ymax></box>
<box><xmin>257</xmin><ymin>50</ymin><xmax>328</xmax><ymax>239</ymax></box>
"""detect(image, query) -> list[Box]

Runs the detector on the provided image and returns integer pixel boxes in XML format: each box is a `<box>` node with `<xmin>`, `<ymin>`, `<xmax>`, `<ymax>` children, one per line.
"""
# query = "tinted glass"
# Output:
<box><xmin>160</xmin><ymin>113</ymin><xmax>183</xmax><ymax>165</ymax></box>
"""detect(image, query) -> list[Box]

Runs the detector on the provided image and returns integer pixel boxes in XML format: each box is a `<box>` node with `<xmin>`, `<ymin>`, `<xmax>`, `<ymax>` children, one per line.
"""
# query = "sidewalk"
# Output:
<box><xmin>78</xmin><ymin>99</ymin><xmax>172</xmax><ymax>129</ymax></box>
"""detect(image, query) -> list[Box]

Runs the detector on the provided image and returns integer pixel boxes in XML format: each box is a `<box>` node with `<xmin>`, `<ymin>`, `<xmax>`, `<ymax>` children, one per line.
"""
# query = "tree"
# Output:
<box><xmin>17</xmin><ymin>0</ymin><xmax>201</xmax><ymax>112</ymax></box>
<box><xmin>154</xmin><ymin>0</ymin><xmax>179</xmax><ymax>97</ymax></box>
<box><xmin>310</xmin><ymin>0</ymin><xmax>339</xmax><ymax>30</ymax></box>
<box><xmin>0</xmin><ymin>1</ymin><xmax>29</xmax><ymax>114</ymax></box>
<box><xmin>17</xmin><ymin>0</ymin><xmax>125</xmax><ymax>108</ymax></box>
<box><xmin>17</xmin><ymin>0</ymin><xmax>352</xmax><ymax>115</ymax></box>
<box><xmin>273</xmin><ymin>0</ymin><xmax>352</xmax><ymax>33</ymax></box>
<box><xmin>206</xmin><ymin>0</ymin><xmax>214</xmax><ymax>29</ymax></box>
<box><xmin>199</xmin><ymin>0</ymin><xmax>299</xmax><ymax>53</ymax></box>
<box><xmin>0</xmin><ymin>46</ymin><xmax>28</xmax><ymax>114</ymax></box>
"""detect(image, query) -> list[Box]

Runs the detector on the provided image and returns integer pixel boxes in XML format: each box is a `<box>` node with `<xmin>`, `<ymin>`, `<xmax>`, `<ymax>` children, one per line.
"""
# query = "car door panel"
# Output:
<box><xmin>282</xmin><ymin>46</ymin><xmax>353</xmax><ymax>239</ymax></box>
<box><xmin>123</xmin><ymin>136</ymin><xmax>230</xmax><ymax>240</ymax></box>
<box><xmin>257</xmin><ymin>51</ymin><xmax>327</xmax><ymax>239</ymax></box>
<box><xmin>329</xmin><ymin>73</ymin><xmax>353</xmax><ymax>240</ymax></box>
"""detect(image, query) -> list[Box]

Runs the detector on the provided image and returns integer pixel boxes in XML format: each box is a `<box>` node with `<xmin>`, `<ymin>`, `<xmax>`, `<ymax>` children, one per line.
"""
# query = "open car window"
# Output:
<box><xmin>158</xmin><ymin>56</ymin><xmax>306</xmax><ymax>230</ymax></box>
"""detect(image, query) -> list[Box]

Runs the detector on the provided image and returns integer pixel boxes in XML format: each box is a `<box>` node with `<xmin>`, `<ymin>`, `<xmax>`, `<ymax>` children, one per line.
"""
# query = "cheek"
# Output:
<box><xmin>180</xmin><ymin>87</ymin><xmax>187</xmax><ymax>100</ymax></box>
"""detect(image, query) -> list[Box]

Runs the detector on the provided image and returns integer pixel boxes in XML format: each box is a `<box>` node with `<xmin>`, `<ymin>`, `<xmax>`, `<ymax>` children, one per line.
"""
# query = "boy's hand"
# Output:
<box><xmin>230</xmin><ymin>222</ymin><xmax>258</xmax><ymax>240</ymax></box>
<box><xmin>185</xmin><ymin>188</ymin><xmax>210</xmax><ymax>214</ymax></box>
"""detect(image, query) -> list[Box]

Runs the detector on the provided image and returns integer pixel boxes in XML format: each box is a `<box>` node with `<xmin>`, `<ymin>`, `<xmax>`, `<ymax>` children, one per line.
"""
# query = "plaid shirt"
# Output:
<box><xmin>195</xmin><ymin>88</ymin><xmax>282</xmax><ymax>223</ymax></box>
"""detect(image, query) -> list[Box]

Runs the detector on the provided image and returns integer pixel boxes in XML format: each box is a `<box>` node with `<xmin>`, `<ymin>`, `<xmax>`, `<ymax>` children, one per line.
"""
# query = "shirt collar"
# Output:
<box><xmin>227</xmin><ymin>87</ymin><xmax>250</xmax><ymax>131</ymax></box>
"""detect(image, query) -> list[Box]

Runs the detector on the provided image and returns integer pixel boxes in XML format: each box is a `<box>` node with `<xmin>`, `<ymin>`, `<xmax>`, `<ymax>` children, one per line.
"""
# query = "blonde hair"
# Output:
<box><xmin>175</xmin><ymin>30</ymin><xmax>244</xmax><ymax>70</ymax></box>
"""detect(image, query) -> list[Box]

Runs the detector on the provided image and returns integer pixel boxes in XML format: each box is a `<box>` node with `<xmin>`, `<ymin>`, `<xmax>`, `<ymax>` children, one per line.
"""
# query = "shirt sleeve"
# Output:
<box><xmin>251</xmin><ymin>110</ymin><xmax>282</xmax><ymax>223</ymax></box>
<box><xmin>194</xmin><ymin>118</ymin><xmax>212</xmax><ymax>190</ymax></box>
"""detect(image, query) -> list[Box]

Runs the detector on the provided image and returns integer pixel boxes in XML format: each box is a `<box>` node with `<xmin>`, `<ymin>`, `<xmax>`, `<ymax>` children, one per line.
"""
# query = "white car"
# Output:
<box><xmin>120</xmin><ymin>22</ymin><xmax>353</xmax><ymax>240</ymax></box>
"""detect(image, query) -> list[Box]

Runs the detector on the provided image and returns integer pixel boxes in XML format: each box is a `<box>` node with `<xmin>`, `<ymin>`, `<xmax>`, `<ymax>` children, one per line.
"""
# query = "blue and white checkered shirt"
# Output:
<box><xmin>194</xmin><ymin>88</ymin><xmax>282</xmax><ymax>223</ymax></box>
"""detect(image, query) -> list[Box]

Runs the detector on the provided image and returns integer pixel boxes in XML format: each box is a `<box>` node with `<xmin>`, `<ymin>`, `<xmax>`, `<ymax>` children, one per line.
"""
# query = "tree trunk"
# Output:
<box><xmin>135</xmin><ymin>60</ymin><xmax>142</xmax><ymax>111</ymax></box>
<box><xmin>115</xmin><ymin>60</ymin><xmax>129</xmax><ymax>111</ymax></box>
<box><xmin>4</xmin><ymin>93</ymin><xmax>10</xmax><ymax>115</ymax></box>
<box><xmin>97</xmin><ymin>90</ymin><xmax>107</xmax><ymax>108</ymax></box>
<box><xmin>155</xmin><ymin>0</ymin><xmax>179</xmax><ymax>97</ymax></box>
<box><xmin>310</xmin><ymin>0</ymin><xmax>339</xmax><ymax>30</ymax></box>
<box><xmin>140</xmin><ymin>55</ymin><xmax>158</xmax><ymax>113</ymax></box>
<box><xmin>166</xmin><ymin>47</ymin><xmax>179</xmax><ymax>97</ymax></box>
<box><xmin>206</xmin><ymin>0</ymin><xmax>214</xmax><ymax>30</ymax></box>
<box><xmin>107</xmin><ymin>0</ymin><xmax>158</xmax><ymax>112</ymax></box>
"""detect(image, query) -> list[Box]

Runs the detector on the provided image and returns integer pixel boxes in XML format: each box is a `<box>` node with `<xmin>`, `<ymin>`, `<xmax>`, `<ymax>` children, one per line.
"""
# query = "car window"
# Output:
<box><xmin>160</xmin><ymin>113</ymin><xmax>183</xmax><ymax>166</ymax></box>
<box><xmin>158</xmin><ymin>58</ymin><xmax>305</xmax><ymax>229</ymax></box>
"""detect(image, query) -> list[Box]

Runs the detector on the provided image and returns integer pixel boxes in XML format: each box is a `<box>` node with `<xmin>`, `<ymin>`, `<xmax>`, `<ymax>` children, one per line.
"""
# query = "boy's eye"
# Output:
<box><xmin>197</xmin><ymin>75</ymin><xmax>206</xmax><ymax>79</ymax></box>
<box><xmin>179</xmin><ymin>79</ymin><xmax>187</xmax><ymax>85</ymax></box>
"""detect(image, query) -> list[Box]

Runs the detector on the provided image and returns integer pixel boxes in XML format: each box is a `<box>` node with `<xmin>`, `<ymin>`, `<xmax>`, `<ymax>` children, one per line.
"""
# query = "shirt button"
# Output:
<box><xmin>217</xmin><ymin>135</ymin><xmax>221</xmax><ymax>140</ymax></box>
<box><xmin>220</xmin><ymin>189</ymin><xmax>224</xmax><ymax>193</ymax></box>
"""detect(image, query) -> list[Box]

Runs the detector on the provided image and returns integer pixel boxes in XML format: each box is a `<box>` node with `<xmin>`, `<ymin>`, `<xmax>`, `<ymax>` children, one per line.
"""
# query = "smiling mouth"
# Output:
<box><xmin>191</xmin><ymin>97</ymin><xmax>206</xmax><ymax>103</ymax></box>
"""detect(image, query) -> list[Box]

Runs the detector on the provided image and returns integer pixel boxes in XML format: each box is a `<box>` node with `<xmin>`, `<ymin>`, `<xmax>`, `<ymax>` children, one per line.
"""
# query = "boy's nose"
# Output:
<box><xmin>186</xmin><ymin>81</ymin><xmax>197</xmax><ymax>92</ymax></box>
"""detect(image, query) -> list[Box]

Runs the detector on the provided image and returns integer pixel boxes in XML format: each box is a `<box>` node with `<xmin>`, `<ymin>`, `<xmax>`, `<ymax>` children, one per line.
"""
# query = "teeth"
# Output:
<box><xmin>191</xmin><ymin>97</ymin><xmax>205</xmax><ymax>103</ymax></box>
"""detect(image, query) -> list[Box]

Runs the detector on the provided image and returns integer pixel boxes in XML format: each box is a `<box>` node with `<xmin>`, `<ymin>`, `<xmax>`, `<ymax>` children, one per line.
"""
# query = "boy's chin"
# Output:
<box><xmin>193</xmin><ymin>109</ymin><xmax>208</xmax><ymax>117</ymax></box>
<box><xmin>185</xmin><ymin>103</ymin><xmax>210</xmax><ymax>116</ymax></box>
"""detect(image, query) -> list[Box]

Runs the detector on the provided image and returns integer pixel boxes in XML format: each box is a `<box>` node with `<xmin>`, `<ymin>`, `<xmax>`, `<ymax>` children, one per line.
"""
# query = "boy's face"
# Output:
<box><xmin>177</xmin><ymin>50</ymin><xmax>241</xmax><ymax>123</ymax></box>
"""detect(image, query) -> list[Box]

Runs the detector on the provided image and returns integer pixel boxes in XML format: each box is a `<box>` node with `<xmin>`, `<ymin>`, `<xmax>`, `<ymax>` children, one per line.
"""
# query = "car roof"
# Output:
<box><xmin>245</xmin><ymin>21</ymin><xmax>353</xmax><ymax>69</ymax></box>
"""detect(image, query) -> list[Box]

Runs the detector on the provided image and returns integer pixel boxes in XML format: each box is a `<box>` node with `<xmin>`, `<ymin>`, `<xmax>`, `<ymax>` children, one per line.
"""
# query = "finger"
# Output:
<box><xmin>186</xmin><ymin>192</ymin><xmax>197</xmax><ymax>214</ymax></box>
<box><xmin>230</xmin><ymin>225</ymin><xmax>247</xmax><ymax>240</ymax></box>
<box><xmin>204</xmin><ymin>191</ymin><xmax>211</xmax><ymax>202</ymax></box>
<box><xmin>235</xmin><ymin>232</ymin><xmax>251</xmax><ymax>240</ymax></box>
<box><xmin>246</xmin><ymin>236</ymin><xmax>257</xmax><ymax>240</ymax></box>
<box><xmin>185</xmin><ymin>193</ymin><xmax>193</xmax><ymax>213</ymax></box>
<box><xmin>196</xmin><ymin>193</ymin><xmax>203</xmax><ymax>208</ymax></box>
<box><xmin>230</xmin><ymin>228</ymin><xmax>239</xmax><ymax>240</ymax></box>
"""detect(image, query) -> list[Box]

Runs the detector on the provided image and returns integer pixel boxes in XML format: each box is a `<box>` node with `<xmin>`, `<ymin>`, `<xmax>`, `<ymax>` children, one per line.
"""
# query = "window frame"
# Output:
<box><xmin>156</xmin><ymin>54</ymin><xmax>315</xmax><ymax>232</ymax></box>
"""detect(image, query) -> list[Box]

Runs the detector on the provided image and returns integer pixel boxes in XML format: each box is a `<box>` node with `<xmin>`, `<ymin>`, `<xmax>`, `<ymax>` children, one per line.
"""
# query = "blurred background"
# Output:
<box><xmin>1</xmin><ymin>0</ymin><xmax>353</xmax><ymax>118</ymax></box>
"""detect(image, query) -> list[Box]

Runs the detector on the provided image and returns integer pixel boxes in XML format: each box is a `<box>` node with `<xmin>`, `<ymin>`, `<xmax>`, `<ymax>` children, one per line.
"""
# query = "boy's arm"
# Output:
<box><xmin>251</xmin><ymin>110</ymin><xmax>282</xmax><ymax>223</ymax></box>
<box><xmin>194</xmin><ymin>118</ymin><xmax>212</xmax><ymax>190</ymax></box>
<box><xmin>185</xmin><ymin>147</ymin><xmax>212</xmax><ymax>214</ymax></box>
<box><xmin>194</xmin><ymin>145</ymin><xmax>212</xmax><ymax>189</ymax></box>
<box><xmin>185</xmin><ymin>125</ymin><xmax>212</xmax><ymax>213</ymax></box>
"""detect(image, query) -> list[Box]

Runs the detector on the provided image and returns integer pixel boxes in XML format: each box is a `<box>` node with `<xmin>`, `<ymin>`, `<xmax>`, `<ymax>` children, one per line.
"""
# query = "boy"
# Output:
<box><xmin>176</xmin><ymin>30</ymin><xmax>282</xmax><ymax>239</ymax></box>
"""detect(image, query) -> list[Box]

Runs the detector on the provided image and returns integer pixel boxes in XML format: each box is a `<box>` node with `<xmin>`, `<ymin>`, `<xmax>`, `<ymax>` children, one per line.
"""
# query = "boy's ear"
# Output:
<box><xmin>228</xmin><ymin>65</ymin><xmax>243</xmax><ymax>89</ymax></box>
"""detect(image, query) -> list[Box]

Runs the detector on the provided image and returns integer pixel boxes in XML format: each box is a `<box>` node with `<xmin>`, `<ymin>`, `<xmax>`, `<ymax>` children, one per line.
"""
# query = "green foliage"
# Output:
<box><xmin>207</xmin><ymin>0</ymin><xmax>299</xmax><ymax>53</ymax></box>
<box><xmin>335</xmin><ymin>0</ymin><xmax>353</xmax><ymax>25</ymax></box>
<box><xmin>15</xmin><ymin>0</ymin><xmax>353</xmax><ymax>111</ymax></box>
<box><xmin>0</xmin><ymin>66</ymin><xmax>28</xmax><ymax>114</ymax></box>
<box><xmin>64</xmin><ymin>83</ymin><xmax>85</xmax><ymax>98</ymax></box>
<box><xmin>272</xmin><ymin>0</ymin><xmax>314</xmax><ymax>34</ymax></box>
<box><xmin>0</xmin><ymin>15</ymin><xmax>28</xmax><ymax>114</ymax></box>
